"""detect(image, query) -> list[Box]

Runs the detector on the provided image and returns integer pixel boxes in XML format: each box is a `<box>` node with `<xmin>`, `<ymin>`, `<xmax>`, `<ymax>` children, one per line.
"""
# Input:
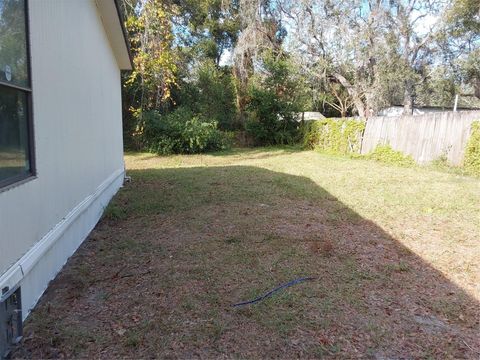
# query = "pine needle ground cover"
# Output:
<box><xmin>15</xmin><ymin>148</ymin><xmax>480</xmax><ymax>359</ymax></box>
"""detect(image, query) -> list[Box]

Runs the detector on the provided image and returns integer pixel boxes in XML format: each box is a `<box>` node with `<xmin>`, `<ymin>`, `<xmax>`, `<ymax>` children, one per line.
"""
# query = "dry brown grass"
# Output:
<box><xmin>14</xmin><ymin>148</ymin><xmax>480</xmax><ymax>359</ymax></box>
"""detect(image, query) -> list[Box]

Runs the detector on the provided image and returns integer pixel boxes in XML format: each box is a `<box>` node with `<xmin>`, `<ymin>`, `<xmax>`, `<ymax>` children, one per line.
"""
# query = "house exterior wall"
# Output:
<box><xmin>0</xmin><ymin>0</ymin><xmax>125</xmax><ymax>317</ymax></box>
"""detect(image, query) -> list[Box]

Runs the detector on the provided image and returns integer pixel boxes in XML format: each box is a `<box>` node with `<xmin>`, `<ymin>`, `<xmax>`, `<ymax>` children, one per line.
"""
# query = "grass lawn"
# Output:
<box><xmin>16</xmin><ymin>148</ymin><xmax>480</xmax><ymax>358</ymax></box>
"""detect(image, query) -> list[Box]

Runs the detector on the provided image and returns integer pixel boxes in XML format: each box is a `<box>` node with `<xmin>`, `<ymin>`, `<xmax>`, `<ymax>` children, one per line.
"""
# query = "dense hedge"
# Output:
<box><xmin>301</xmin><ymin>118</ymin><xmax>417</xmax><ymax>167</ymax></box>
<box><xmin>464</xmin><ymin>121</ymin><xmax>480</xmax><ymax>176</ymax></box>
<box><xmin>139</xmin><ymin>108</ymin><xmax>233</xmax><ymax>155</ymax></box>
<box><xmin>301</xmin><ymin>118</ymin><xmax>365</xmax><ymax>155</ymax></box>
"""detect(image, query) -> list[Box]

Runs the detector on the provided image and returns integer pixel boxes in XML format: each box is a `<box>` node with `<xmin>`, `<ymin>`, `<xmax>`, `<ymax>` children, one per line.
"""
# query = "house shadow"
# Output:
<box><xmin>15</xmin><ymin>165</ymin><xmax>480</xmax><ymax>359</ymax></box>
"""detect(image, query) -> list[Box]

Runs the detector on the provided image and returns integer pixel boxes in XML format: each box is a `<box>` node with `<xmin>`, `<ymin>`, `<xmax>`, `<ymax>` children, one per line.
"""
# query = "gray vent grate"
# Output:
<box><xmin>0</xmin><ymin>287</ymin><xmax>23</xmax><ymax>360</ymax></box>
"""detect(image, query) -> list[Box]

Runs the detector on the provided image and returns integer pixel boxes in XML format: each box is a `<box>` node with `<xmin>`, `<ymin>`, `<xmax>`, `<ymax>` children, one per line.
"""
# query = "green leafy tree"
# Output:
<box><xmin>246</xmin><ymin>52</ymin><xmax>306</xmax><ymax>145</ymax></box>
<box><xmin>440</xmin><ymin>0</ymin><xmax>479</xmax><ymax>98</ymax></box>
<box><xmin>416</xmin><ymin>66</ymin><xmax>456</xmax><ymax>108</ymax></box>
<box><xmin>124</xmin><ymin>0</ymin><xmax>177</xmax><ymax>109</ymax></box>
<box><xmin>119</xmin><ymin>0</ymin><xmax>239</xmax><ymax>151</ymax></box>
<box><xmin>120</xmin><ymin>0</ymin><xmax>178</xmax><ymax>149</ymax></box>
<box><xmin>174</xmin><ymin>60</ymin><xmax>237</xmax><ymax>130</ymax></box>
<box><xmin>171</xmin><ymin>0</ymin><xmax>240</xmax><ymax>65</ymax></box>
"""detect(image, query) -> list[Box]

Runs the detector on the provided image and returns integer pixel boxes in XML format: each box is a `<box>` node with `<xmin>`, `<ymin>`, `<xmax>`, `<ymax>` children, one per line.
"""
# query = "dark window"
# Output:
<box><xmin>0</xmin><ymin>0</ymin><xmax>34</xmax><ymax>188</ymax></box>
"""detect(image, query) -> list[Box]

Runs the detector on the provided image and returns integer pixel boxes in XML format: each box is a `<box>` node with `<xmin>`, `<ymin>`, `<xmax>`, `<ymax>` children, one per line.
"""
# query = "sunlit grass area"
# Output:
<box><xmin>17</xmin><ymin>148</ymin><xmax>480</xmax><ymax>358</ymax></box>
<box><xmin>125</xmin><ymin>147</ymin><xmax>480</xmax><ymax>297</ymax></box>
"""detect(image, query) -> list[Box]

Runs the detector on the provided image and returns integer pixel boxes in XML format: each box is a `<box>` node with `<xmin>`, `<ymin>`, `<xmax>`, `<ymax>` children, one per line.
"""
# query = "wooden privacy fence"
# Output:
<box><xmin>360</xmin><ymin>111</ymin><xmax>480</xmax><ymax>165</ymax></box>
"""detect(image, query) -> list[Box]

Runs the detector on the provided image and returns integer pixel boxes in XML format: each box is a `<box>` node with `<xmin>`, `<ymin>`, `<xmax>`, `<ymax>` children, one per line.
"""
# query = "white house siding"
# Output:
<box><xmin>0</xmin><ymin>0</ymin><xmax>125</xmax><ymax>317</ymax></box>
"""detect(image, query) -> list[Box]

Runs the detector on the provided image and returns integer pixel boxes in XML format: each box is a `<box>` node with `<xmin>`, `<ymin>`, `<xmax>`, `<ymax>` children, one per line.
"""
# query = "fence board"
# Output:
<box><xmin>361</xmin><ymin>111</ymin><xmax>480</xmax><ymax>165</ymax></box>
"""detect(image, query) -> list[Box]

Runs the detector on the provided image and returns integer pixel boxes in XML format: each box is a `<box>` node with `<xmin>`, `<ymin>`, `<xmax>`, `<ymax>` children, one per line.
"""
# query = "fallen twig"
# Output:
<box><xmin>463</xmin><ymin>339</ymin><xmax>480</xmax><ymax>355</ymax></box>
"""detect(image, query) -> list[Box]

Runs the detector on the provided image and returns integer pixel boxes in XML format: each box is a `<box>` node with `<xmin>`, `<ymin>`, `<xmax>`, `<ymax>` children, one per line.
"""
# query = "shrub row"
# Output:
<box><xmin>138</xmin><ymin>107</ymin><xmax>233</xmax><ymax>155</ymax></box>
<box><xmin>301</xmin><ymin>118</ymin><xmax>480</xmax><ymax>170</ymax></box>
<box><xmin>464</xmin><ymin>121</ymin><xmax>480</xmax><ymax>176</ymax></box>
<box><xmin>301</xmin><ymin>118</ymin><xmax>365</xmax><ymax>155</ymax></box>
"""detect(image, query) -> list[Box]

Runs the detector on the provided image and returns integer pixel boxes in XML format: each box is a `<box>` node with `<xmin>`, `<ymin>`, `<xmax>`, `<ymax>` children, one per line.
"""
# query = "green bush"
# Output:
<box><xmin>196</xmin><ymin>61</ymin><xmax>237</xmax><ymax>130</ymax></box>
<box><xmin>245</xmin><ymin>87</ymin><xmax>300</xmax><ymax>145</ymax></box>
<box><xmin>301</xmin><ymin>118</ymin><xmax>365</xmax><ymax>155</ymax></box>
<box><xmin>176</xmin><ymin>60</ymin><xmax>237</xmax><ymax>130</ymax></box>
<box><xmin>245</xmin><ymin>52</ymin><xmax>306</xmax><ymax>145</ymax></box>
<box><xmin>366</xmin><ymin>144</ymin><xmax>416</xmax><ymax>167</ymax></box>
<box><xmin>139</xmin><ymin>107</ymin><xmax>232</xmax><ymax>155</ymax></box>
<box><xmin>464</xmin><ymin>121</ymin><xmax>480</xmax><ymax>176</ymax></box>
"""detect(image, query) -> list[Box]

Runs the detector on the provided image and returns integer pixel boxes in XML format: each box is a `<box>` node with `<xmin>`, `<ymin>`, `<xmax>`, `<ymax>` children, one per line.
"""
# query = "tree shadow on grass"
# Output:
<box><xmin>15</xmin><ymin>165</ymin><xmax>480</xmax><ymax>359</ymax></box>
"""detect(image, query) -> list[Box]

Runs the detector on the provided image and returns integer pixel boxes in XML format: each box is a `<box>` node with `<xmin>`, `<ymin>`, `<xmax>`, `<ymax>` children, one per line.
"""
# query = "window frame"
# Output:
<box><xmin>0</xmin><ymin>0</ymin><xmax>36</xmax><ymax>191</ymax></box>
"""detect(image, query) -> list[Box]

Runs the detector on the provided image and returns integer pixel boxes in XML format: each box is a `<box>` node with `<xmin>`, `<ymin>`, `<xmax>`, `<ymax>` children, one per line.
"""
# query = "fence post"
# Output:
<box><xmin>359</xmin><ymin>117</ymin><xmax>367</xmax><ymax>155</ymax></box>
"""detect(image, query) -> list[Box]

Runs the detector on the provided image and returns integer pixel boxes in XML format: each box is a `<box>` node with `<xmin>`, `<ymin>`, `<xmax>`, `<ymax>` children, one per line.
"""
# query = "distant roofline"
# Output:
<box><xmin>385</xmin><ymin>104</ymin><xmax>480</xmax><ymax>111</ymax></box>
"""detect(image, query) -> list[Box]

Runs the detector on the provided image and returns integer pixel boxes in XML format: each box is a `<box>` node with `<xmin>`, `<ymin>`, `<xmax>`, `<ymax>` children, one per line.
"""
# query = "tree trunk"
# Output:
<box><xmin>332</xmin><ymin>73</ymin><xmax>366</xmax><ymax>118</ymax></box>
<box><xmin>474</xmin><ymin>78</ymin><xmax>480</xmax><ymax>99</ymax></box>
<box><xmin>403</xmin><ymin>82</ymin><xmax>414</xmax><ymax>115</ymax></box>
<box><xmin>233</xmin><ymin>50</ymin><xmax>253</xmax><ymax>127</ymax></box>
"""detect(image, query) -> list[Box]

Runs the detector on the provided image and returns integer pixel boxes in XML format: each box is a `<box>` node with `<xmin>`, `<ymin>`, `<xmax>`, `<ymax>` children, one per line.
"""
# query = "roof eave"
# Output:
<box><xmin>95</xmin><ymin>0</ymin><xmax>133</xmax><ymax>70</ymax></box>
<box><xmin>113</xmin><ymin>0</ymin><xmax>133</xmax><ymax>70</ymax></box>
